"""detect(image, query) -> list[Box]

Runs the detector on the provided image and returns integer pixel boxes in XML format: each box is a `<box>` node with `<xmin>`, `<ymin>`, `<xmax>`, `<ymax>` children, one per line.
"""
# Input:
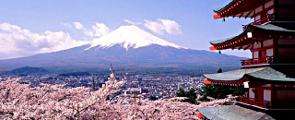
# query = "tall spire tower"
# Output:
<box><xmin>109</xmin><ymin>64</ymin><xmax>116</xmax><ymax>81</ymax></box>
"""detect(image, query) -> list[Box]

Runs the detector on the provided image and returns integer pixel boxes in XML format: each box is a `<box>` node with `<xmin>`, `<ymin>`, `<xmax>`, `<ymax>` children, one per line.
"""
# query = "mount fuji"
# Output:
<box><xmin>87</xmin><ymin>25</ymin><xmax>182</xmax><ymax>50</ymax></box>
<box><xmin>0</xmin><ymin>25</ymin><xmax>241</xmax><ymax>72</ymax></box>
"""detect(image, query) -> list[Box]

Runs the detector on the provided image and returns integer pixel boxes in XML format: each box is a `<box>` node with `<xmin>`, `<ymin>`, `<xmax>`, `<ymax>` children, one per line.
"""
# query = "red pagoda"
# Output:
<box><xmin>200</xmin><ymin>0</ymin><xmax>295</xmax><ymax>119</ymax></box>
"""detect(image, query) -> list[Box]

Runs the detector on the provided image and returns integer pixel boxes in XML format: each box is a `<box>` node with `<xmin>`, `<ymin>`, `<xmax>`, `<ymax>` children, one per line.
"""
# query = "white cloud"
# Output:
<box><xmin>144</xmin><ymin>19</ymin><xmax>182</xmax><ymax>35</ymax></box>
<box><xmin>91</xmin><ymin>23</ymin><xmax>110</xmax><ymax>37</ymax></box>
<box><xmin>73</xmin><ymin>22</ymin><xmax>84</xmax><ymax>30</ymax></box>
<box><xmin>0</xmin><ymin>23</ymin><xmax>86</xmax><ymax>59</ymax></box>
<box><xmin>144</xmin><ymin>20</ymin><xmax>165</xmax><ymax>35</ymax></box>
<box><xmin>72</xmin><ymin>22</ymin><xmax>109</xmax><ymax>38</ymax></box>
<box><xmin>124</xmin><ymin>19</ymin><xmax>142</xmax><ymax>25</ymax></box>
<box><xmin>60</xmin><ymin>22</ymin><xmax>72</xmax><ymax>28</ymax></box>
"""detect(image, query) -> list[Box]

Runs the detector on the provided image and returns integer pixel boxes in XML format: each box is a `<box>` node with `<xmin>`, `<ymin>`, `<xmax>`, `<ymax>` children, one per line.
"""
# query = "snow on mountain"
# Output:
<box><xmin>87</xmin><ymin>25</ymin><xmax>183</xmax><ymax>50</ymax></box>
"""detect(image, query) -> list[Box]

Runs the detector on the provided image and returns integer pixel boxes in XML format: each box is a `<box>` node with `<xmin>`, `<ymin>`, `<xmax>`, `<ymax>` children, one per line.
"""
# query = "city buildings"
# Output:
<box><xmin>0</xmin><ymin>72</ymin><xmax>202</xmax><ymax>99</ymax></box>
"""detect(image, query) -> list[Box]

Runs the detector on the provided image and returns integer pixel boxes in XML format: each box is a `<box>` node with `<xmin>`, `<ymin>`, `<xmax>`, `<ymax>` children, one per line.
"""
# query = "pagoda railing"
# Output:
<box><xmin>252</xmin><ymin>18</ymin><xmax>269</xmax><ymax>25</ymax></box>
<box><xmin>239</xmin><ymin>97</ymin><xmax>271</xmax><ymax>108</ymax></box>
<box><xmin>241</xmin><ymin>56</ymin><xmax>273</xmax><ymax>66</ymax></box>
<box><xmin>251</xmin><ymin>14</ymin><xmax>275</xmax><ymax>25</ymax></box>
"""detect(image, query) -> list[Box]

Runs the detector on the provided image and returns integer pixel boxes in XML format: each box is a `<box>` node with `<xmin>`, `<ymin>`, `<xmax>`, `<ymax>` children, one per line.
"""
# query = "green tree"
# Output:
<box><xmin>149</xmin><ymin>96</ymin><xmax>159</xmax><ymax>101</ymax></box>
<box><xmin>176</xmin><ymin>88</ymin><xmax>186</xmax><ymax>97</ymax></box>
<box><xmin>201</xmin><ymin>84</ymin><xmax>245</xmax><ymax>99</ymax></box>
<box><xmin>176</xmin><ymin>88</ymin><xmax>197</xmax><ymax>104</ymax></box>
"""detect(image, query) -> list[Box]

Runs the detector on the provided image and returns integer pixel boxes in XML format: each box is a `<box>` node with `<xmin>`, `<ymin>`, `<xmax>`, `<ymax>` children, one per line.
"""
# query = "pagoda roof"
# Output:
<box><xmin>213</xmin><ymin>0</ymin><xmax>270</xmax><ymax>19</ymax></box>
<box><xmin>198</xmin><ymin>105</ymin><xmax>274</xmax><ymax>120</ymax></box>
<box><xmin>248</xmin><ymin>67</ymin><xmax>295</xmax><ymax>82</ymax></box>
<box><xmin>210</xmin><ymin>21</ymin><xmax>295</xmax><ymax>50</ymax></box>
<box><xmin>204</xmin><ymin>67</ymin><xmax>264</xmax><ymax>82</ymax></box>
<box><xmin>204</xmin><ymin>67</ymin><xmax>295</xmax><ymax>83</ymax></box>
<box><xmin>253</xmin><ymin>21</ymin><xmax>295</xmax><ymax>33</ymax></box>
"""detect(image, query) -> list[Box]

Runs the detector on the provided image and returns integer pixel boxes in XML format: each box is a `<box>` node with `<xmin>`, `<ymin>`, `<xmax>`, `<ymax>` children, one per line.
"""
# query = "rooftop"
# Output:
<box><xmin>204</xmin><ymin>67</ymin><xmax>295</xmax><ymax>83</ymax></box>
<box><xmin>198</xmin><ymin>105</ymin><xmax>274</xmax><ymax>120</ymax></box>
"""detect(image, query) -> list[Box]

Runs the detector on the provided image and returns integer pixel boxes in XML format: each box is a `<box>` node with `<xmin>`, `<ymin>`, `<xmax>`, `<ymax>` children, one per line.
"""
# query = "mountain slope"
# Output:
<box><xmin>0</xmin><ymin>25</ymin><xmax>242</xmax><ymax>72</ymax></box>
<box><xmin>5</xmin><ymin>66</ymin><xmax>49</xmax><ymax>75</ymax></box>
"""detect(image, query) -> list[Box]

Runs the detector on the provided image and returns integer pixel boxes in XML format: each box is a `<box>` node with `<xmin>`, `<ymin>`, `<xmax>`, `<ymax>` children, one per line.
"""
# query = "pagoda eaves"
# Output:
<box><xmin>210</xmin><ymin>21</ymin><xmax>295</xmax><ymax>50</ymax></box>
<box><xmin>214</xmin><ymin>0</ymin><xmax>273</xmax><ymax>19</ymax></box>
<box><xmin>204</xmin><ymin>67</ymin><xmax>295</xmax><ymax>84</ymax></box>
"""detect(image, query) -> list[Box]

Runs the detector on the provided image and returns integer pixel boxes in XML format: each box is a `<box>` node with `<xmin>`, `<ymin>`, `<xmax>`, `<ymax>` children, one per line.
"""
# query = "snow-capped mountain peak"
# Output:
<box><xmin>87</xmin><ymin>25</ymin><xmax>183</xmax><ymax>50</ymax></box>
<box><xmin>0</xmin><ymin>24</ymin><xmax>242</xmax><ymax>71</ymax></box>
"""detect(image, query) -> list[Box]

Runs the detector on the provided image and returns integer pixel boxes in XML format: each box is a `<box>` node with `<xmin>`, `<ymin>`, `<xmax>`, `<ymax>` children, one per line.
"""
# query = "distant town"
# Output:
<box><xmin>0</xmin><ymin>70</ymin><xmax>204</xmax><ymax>100</ymax></box>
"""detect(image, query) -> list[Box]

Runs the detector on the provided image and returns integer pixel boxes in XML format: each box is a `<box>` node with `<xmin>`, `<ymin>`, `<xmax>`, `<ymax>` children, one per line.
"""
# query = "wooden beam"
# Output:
<box><xmin>244</xmin><ymin>44</ymin><xmax>252</xmax><ymax>50</ymax></box>
<box><xmin>242</xmin><ymin>11</ymin><xmax>250</xmax><ymax>18</ymax></box>
<box><xmin>248</xmin><ymin>11</ymin><xmax>255</xmax><ymax>18</ymax></box>
<box><xmin>245</xmin><ymin>10</ymin><xmax>254</xmax><ymax>18</ymax></box>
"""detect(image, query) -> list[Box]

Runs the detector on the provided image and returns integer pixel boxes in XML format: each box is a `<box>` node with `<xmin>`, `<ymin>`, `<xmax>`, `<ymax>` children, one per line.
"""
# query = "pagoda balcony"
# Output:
<box><xmin>241</xmin><ymin>56</ymin><xmax>273</xmax><ymax>67</ymax></box>
<box><xmin>239</xmin><ymin>97</ymin><xmax>271</xmax><ymax>109</ymax></box>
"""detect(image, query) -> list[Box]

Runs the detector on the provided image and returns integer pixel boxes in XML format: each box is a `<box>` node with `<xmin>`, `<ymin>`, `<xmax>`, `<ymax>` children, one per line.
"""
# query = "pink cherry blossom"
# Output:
<box><xmin>0</xmin><ymin>78</ymin><xmax>227</xmax><ymax>120</ymax></box>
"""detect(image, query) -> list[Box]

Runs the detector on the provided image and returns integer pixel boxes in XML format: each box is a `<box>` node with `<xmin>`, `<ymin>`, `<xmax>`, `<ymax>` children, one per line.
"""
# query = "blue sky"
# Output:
<box><xmin>0</xmin><ymin>0</ymin><xmax>252</xmax><ymax>59</ymax></box>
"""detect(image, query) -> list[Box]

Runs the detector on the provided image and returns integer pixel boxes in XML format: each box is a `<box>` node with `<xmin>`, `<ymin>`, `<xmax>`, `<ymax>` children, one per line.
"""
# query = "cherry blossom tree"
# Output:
<box><xmin>0</xmin><ymin>78</ymin><xmax>227</xmax><ymax>120</ymax></box>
